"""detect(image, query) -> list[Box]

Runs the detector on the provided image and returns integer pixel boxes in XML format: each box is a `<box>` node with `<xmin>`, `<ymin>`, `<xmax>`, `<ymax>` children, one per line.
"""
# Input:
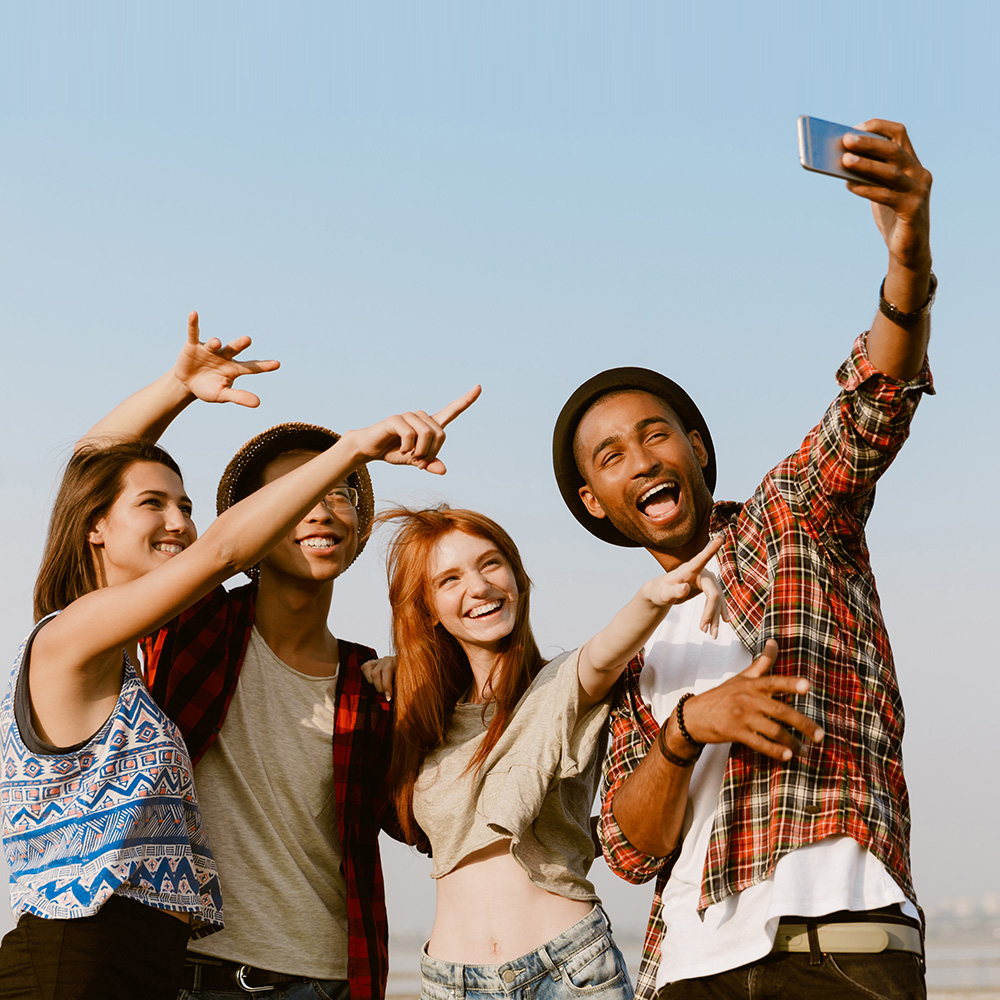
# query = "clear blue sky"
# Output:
<box><xmin>1</xmin><ymin>0</ymin><xmax>996</xmax><ymax>940</ymax></box>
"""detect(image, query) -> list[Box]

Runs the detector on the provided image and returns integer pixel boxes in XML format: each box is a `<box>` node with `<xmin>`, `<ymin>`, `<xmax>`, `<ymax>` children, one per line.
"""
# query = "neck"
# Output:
<box><xmin>254</xmin><ymin>570</ymin><xmax>338</xmax><ymax>674</ymax></box>
<box><xmin>463</xmin><ymin>645</ymin><xmax>501</xmax><ymax>703</ymax></box>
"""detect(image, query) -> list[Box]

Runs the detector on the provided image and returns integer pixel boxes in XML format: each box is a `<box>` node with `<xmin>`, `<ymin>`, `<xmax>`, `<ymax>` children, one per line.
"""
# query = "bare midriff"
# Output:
<box><xmin>428</xmin><ymin>839</ymin><xmax>592</xmax><ymax>965</ymax></box>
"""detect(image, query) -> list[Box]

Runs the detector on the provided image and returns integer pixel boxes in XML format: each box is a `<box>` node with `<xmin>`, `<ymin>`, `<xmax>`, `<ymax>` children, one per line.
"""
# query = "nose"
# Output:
<box><xmin>164</xmin><ymin>504</ymin><xmax>192</xmax><ymax>535</ymax></box>
<box><xmin>306</xmin><ymin>499</ymin><xmax>335</xmax><ymax>522</ymax></box>
<box><xmin>627</xmin><ymin>443</ymin><xmax>661</xmax><ymax>480</ymax></box>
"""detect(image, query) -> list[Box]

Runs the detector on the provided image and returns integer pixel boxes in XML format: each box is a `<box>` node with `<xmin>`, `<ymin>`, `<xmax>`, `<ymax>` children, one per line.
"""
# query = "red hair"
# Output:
<box><xmin>376</xmin><ymin>506</ymin><xmax>544</xmax><ymax>844</ymax></box>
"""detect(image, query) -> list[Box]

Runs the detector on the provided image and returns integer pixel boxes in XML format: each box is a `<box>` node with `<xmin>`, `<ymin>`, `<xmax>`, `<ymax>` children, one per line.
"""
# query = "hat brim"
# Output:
<box><xmin>216</xmin><ymin>423</ymin><xmax>375</xmax><ymax>575</ymax></box>
<box><xmin>552</xmin><ymin>367</ymin><xmax>716</xmax><ymax>548</ymax></box>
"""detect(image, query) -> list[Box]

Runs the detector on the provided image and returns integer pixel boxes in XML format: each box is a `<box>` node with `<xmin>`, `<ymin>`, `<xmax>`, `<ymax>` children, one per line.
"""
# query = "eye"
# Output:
<box><xmin>180</xmin><ymin>503</ymin><xmax>194</xmax><ymax>516</ymax></box>
<box><xmin>140</xmin><ymin>497</ymin><xmax>163</xmax><ymax>508</ymax></box>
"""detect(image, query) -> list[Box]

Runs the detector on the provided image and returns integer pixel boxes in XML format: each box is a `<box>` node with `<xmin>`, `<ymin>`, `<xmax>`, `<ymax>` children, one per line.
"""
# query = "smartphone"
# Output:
<box><xmin>797</xmin><ymin>116</ymin><xmax>883</xmax><ymax>181</ymax></box>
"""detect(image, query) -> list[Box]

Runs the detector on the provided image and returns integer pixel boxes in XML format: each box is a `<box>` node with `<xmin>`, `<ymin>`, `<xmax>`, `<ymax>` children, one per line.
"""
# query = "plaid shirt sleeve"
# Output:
<box><xmin>794</xmin><ymin>332</ymin><xmax>934</xmax><ymax>537</ymax></box>
<box><xmin>141</xmin><ymin>581</ymin><xmax>256</xmax><ymax>764</ymax></box>
<box><xmin>599</xmin><ymin>652</ymin><xmax>674</xmax><ymax>884</ymax></box>
<box><xmin>599</xmin><ymin>653</ymin><xmax>679</xmax><ymax>1000</ymax></box>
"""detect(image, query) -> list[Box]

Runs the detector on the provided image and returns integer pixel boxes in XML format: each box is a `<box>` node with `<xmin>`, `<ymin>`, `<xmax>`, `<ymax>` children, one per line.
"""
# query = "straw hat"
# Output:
<box><xmin>216</xmin><ymin>422</ymin><xmax>374</xmax><ymax>576</ymax></box>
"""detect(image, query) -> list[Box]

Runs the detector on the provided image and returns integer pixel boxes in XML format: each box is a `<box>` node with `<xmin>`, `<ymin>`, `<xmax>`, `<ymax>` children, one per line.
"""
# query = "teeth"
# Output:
<box><xmin>299</xmin><ymin>537</ymin><xmax>337</xmax><ymax>549</ymax></box>
<box><xmin>639</xmin><ymin>482</ymin><xmax>676</xmax><ymax>504</ymax></box>
<box><xmin>154</xmin><ymin>543</ymin><xmax>183</xmax><ymax>554</ymax></box>
<box><xmin>468</xmin><ymin>600</ymin><xmax>502</xmax><ymax>619</ymax></box>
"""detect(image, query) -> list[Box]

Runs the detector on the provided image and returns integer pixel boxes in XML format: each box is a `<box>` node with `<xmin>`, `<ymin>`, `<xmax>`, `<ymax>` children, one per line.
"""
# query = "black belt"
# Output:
<box><xmin>181</xmin><ymin>956</ymin><xmax>307</xmax><ymax>993</ymax></box>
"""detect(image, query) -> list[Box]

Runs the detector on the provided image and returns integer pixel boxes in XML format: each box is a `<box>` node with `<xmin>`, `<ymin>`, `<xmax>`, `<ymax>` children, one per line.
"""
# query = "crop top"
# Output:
<box><xmin>411</xmin><ymin>648</ymin><xmax>610</xmax><ymax>901</ymax></box>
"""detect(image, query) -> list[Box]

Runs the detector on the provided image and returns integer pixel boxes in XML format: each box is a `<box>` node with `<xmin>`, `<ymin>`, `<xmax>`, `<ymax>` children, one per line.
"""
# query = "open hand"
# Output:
<box><xmin>173</xmin><ymin>311</ymin><xmax>281</xmax><ymax>407</ymax></box>
<box><xmin>350</xmin><ymin>385</ymin><xmax>482</xmax><ymax>475</ymax></box>
<box><xmin>842</xmin><ymin>120</ymin><xmax>932</xmax><ymax>271</ymax></box>
<box><xmin>673</xmin><ymin>639</ymin><xmax>824</xmax><ymax>761</ymax></box>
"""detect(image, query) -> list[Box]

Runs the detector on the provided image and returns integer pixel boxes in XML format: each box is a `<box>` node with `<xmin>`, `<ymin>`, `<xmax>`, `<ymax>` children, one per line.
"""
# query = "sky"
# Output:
<box><xmin>0</xmin><ymin>0</ymin><xmax>997</xmax><ymax>947</ymax></box>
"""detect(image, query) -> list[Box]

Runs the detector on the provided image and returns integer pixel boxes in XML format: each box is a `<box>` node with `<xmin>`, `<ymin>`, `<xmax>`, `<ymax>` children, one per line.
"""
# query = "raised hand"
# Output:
<box><xmin>349</xmin><ymin>385</ymin><xmax>482</xmax><ymax>475</ymax></box>
<box><xmin>173</xmin><ymin>311</ymin><xmax>281</xmax><ymax>408</ymax></box>
<box><xmin>674</xmin><ymin>640</ymin><xmax>824</xmax><ymax>762</ymax></box>
<box><xmin>640</xmin><ymin>535</ymin><xmax>727</xmax><ymax>637</ymax></box>
<box><xmin>841</xmin><ymin>120</ymin><xmax>932</xmax><ymax>272</ymax></box>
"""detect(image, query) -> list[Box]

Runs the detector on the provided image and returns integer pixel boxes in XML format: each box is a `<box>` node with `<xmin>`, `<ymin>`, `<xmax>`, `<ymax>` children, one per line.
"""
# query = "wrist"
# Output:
<box><xmin>658</xmin><ymin>714</ymin><xmax>700</xmax><ymax>766</ymax></box>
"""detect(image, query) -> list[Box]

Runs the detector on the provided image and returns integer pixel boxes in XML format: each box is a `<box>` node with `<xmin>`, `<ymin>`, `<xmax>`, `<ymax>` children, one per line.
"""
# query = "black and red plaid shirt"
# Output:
<box><xmin>599</xmin><ymin>333</ymin><xmax>934</xmax><ymax>1000</ymax></box>
<box><xmin>142</xmin><ymin>582</ymin><xmax>393</xmax><ymax>1000</ymax></box>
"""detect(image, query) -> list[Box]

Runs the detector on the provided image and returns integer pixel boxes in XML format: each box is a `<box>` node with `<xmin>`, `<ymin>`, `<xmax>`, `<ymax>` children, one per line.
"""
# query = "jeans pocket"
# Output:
<box><xmin>558</xmin><ymin>936</ymin><xmax>630</xmax><ymax>997</ymax></box>
<box><xmin>825</xmin><ymin>952</ymin><xmax>926</xmax><ymax>1000</ymax></box>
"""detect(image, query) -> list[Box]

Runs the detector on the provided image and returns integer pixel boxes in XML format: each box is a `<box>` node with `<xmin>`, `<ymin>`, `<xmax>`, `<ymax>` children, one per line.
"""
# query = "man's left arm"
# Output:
<box><xmin>842</xmin><ymin>119</ymin><xmax>933</xmax><ymax>379</ymax></box>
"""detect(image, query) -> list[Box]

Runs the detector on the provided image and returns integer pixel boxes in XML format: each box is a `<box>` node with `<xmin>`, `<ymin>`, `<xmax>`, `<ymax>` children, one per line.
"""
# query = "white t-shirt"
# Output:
<box><xmin>640</xmin><ymin>567</ymin><xmax>916</xmax><ymax>986</ymax></box>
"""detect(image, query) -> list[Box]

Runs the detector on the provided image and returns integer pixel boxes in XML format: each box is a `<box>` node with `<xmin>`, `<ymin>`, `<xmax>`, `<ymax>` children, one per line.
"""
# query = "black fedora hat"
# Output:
<box><xmin>217</xmin><ymin>422</ymin><xmax>375</xmax><ymax>577</ymax></box>
<box><xmin>552</xmin><ymin>367</ymin><xmax>716</xmax><ymax>547</ymax></box>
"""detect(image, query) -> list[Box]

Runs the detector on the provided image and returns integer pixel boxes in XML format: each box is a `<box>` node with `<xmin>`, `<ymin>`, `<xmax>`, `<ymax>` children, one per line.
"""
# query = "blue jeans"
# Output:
<box><xmin>179</xmin><ymin>979</ymin><xmax>348</xmax><ymax>1000</ymax></box>
<box><xmin>420</xmin><ymin>905</ymin><xmax>633</xmax><ymax>1000</ymax></box>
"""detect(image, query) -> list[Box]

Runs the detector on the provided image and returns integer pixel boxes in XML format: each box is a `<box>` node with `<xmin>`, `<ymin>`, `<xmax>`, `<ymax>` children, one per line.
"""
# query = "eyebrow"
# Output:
<box><xmin>591</xmin><ymin>416</ymin><xmax>673</xmax><ymax>464</ymax></box>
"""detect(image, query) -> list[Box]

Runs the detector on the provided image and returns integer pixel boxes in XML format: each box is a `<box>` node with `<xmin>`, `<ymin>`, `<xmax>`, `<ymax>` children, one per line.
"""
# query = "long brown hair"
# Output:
<box><xmin>376</xmin><ymin>506</ymin><xmax>544</xmax><ymax>843</ymax></box>
<box><xmin>33</xmin><ymin>440</ymin><xmax>184</xmax><ymax>621</ymax></box>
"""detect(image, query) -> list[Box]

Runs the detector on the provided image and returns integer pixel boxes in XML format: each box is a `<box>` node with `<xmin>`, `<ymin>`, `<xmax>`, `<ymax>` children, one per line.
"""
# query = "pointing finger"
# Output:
<box><xmin>432</xmin><ymin>385</ymin><xmax>482</xmax><ymax>427</ymax></box>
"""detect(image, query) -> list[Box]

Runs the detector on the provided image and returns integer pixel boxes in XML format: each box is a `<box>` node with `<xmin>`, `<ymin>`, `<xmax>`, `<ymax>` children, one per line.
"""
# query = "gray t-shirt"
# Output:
<box><xmin>189</xmin><ymin>628</ymin><xmax>348</xmax><ymax>978</ymax></box>
<box><xmin>412</xmin><ymin>648</ymin><xmax>610</xmax><ymax>901</ymax></box>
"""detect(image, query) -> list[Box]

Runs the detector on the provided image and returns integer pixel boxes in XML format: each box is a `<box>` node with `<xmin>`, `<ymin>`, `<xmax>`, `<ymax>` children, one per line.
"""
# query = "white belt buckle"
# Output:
<box><xmin>236</xmin><ymin>966</ymin><xmax>276</xmax><ymax>993</ymax></box>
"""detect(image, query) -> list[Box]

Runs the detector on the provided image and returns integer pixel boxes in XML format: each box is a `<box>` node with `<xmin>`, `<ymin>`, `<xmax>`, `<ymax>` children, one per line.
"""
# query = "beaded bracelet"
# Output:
<box><xmin>657</xmin><ymin>719</ymin><xmax>700</xmax><ymax>768</ymax></box>
<box><xmin>675</xmin><ymin>692</ymin><xmax>704</xmax><ymax>752</ymax></box>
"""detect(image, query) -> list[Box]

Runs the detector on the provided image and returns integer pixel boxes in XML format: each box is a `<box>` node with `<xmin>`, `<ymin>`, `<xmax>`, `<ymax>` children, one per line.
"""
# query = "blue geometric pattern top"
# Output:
<box><xmin>0</xmin><ymin>615</ymin><xmax>223</xmax><ymax>937</ymax></box>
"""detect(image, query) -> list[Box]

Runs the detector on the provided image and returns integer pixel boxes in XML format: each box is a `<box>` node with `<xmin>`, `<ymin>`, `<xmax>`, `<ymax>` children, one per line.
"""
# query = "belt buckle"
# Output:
<box><xmin>236</xmin><ymin>965</ymin><xmax>276</xmax><ymax>993</ymax></box>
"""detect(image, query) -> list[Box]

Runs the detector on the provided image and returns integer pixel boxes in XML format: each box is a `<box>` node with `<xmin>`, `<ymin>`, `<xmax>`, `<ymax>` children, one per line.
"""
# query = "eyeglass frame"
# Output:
<box><xmin>323</xmin><ymin>486</ymin><xmax>359</xmax><ymax>509</ymax></box>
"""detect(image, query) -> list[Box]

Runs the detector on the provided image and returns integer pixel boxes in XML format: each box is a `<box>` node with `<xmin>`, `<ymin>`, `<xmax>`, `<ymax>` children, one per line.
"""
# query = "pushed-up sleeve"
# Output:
<box><xmin>599</xmin><ymin>655</ymin><xmax>678</xmax><ymax>885</ymax></box>
<box><xmin>779</xmin><ymin>332</ymin><xmax>934</xmax><ymax>539</ymax></box>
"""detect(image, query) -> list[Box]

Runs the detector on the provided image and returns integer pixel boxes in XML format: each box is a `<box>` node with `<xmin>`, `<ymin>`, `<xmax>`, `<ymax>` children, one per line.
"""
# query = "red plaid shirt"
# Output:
<box><xmin>599</xmin><ymin>333</ymin><xmax>933</xmax><ymax>1000</ymax></box>
<box><xmin>142</xmin><ymin>582</ymin><xmax>393</xmax><ymax>1000</ymax></box>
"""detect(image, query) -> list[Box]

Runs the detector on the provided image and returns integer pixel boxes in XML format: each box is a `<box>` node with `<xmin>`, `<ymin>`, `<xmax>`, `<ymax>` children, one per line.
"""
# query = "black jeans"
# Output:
<box><xmin>0</xmin><ymin>894</ymin><xmax>191</xmax><ymax>1000</ymax></box>
<box><xmin>657</xmin><ymin>949</ymin><xmax>926</xmax><ymax>1000</ymax></box>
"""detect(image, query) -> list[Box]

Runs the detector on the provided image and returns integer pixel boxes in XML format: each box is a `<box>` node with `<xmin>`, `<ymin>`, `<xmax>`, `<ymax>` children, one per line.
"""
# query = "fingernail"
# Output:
<box><xmin>843</xmin><ymin>153</ymin><xmax>859</xmax><ymax>165</ymax></box>
<box><xmin>796</xmin><ymin>680</ymin><xmax>809</xmax><ymax>693</ymax></box>
<box><xmin>814</xmin><ymin>728</ymin><xmax>824</xmax><ymax>742</ymax></box>
<box><xmin>782</xmin><ymin>748</ymin><xmax>792</xmax><ymax>760</ymax></box>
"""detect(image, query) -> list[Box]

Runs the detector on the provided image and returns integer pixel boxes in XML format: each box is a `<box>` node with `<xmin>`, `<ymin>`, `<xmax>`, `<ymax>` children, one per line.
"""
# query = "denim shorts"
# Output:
<box><xmin>420</xmin><ymin>905</ymin><xmax>633</xmax><ymax>1000</ymax></box>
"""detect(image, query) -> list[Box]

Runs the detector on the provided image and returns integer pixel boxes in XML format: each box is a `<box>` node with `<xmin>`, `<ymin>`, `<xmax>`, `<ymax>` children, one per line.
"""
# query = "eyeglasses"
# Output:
<box><xmin>323</xmin><ymin>487</ymin><xmax>359</xmax><ymax>509</ymax></box>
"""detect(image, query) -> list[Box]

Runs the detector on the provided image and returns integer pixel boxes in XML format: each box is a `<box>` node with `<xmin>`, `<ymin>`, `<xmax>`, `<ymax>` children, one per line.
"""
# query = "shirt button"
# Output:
<box><xmin>804</xmin><ymin>804</ymin><xmax>821</xmax><ymax>815</ymax></box>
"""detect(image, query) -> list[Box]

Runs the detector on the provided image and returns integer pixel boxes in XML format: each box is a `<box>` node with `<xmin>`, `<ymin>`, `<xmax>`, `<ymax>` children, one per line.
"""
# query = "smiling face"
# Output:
<box><xmin>427</xmin><ymin>529</ymin><xmax>520</xmax><ymax>661</ymax></box>
<box><xmin>87</xmin><ymin>461</ymin><xmax>197</xmax><ymax>587</ymax></box>
<box><xmin>574</xmin><ymin>390</ymin><xmax>714</xmax><ymax>565</ymax></box>
<box><xmin>257</xmin><ymin>451</ymin><xmax>359</xmax><ymax>585</ymax></box>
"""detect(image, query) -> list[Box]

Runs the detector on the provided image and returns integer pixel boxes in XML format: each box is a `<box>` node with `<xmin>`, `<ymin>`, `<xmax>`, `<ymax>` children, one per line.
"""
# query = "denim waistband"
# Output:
<box><xmin>421</xmin><ymin>904</ymin><xmax>613</xmax><ymax>994</ymax></box>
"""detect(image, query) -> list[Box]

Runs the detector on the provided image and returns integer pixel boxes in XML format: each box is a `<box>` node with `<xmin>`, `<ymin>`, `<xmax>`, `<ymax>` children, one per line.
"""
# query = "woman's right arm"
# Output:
<box><xmin>76</xmin><ymin>312</ymin><xmax>279</xmax><ymax>451</ymax></box>
<box><xmin>31</xmin><ymin>387</ymin><xmax>481</xmax><ymax>744</ymax></box>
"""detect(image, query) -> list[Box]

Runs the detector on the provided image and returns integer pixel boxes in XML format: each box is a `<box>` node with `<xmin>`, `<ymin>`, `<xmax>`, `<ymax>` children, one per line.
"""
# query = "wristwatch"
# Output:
<box><xmin>878</xmin><ymin>271</ymin><xmax>937</xmax><ymax>328</ymax></box>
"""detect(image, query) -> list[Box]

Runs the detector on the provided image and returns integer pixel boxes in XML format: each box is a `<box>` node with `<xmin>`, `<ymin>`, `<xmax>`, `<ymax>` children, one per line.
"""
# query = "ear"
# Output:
<box><xmin>577</xmin><ymin>484</ymin><xmax>607</xmax><ymax>520</ymax></box>
<box><xmin>688</xmin><ymin>430</ymin><xmax>709</xmax><ymax>470</ymax></box>
<box><xmin>87</xmin><ymin>520</ymin><xmax>106</xmax><ymax>547</ymax></box>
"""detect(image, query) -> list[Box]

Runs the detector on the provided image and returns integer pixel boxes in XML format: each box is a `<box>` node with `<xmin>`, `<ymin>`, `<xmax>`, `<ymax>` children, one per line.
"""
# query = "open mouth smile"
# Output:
<box><xmin>297</xmin><ymin>536</ymin><xmax>342</xmax><ymax>550</ymax></box>
<box><xmin>467</xmin><ymin>600</ymin><xmax>504</xmax><ymax>619</ymax></box>
<box><xmin>636</xmin><ymin>480</ymin><xmax>681</xmax><ymax>520</ymax></box>
<box><xmin>153</xmin><ymin>542</ymin><xmax>185</xmax><ymax>554</ymax></box>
